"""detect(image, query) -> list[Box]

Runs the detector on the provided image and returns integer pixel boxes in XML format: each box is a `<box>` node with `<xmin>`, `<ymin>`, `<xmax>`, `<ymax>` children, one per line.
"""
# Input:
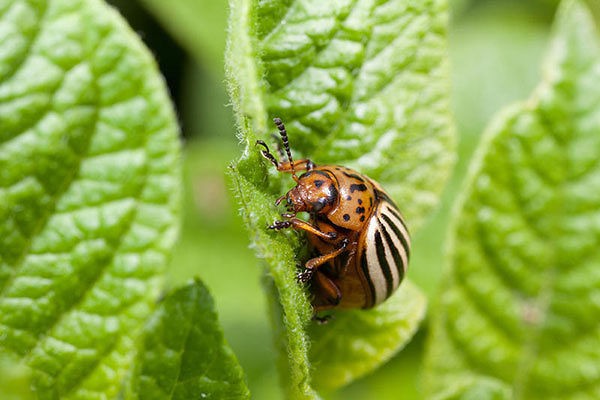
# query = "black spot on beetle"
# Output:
<box><xmin>360</xmin><ymin>215</ymin><xmax>366</xmax><ymax>222</ymax></box>
<box><xmin>343</xmin><ymin>214</ymin><xmax>350</xmax><ymax>221</ymax></box>
<box><xmin>358</xmin><ymin>199</ymin><xmax>363</xmax><ymax>205</ymax></box>
<box><xmin>346</xmin><ymin>195</ymin><xmax>352</xmax><ymax>201</ymax></box>
<box><xmin>350</xmin><ymin>183</ymin><xmax>367</xmax><ymax>193</ymax></box>
<box><xmin>314</xmin><ymin>179</ymin><xmax>324</xmax><ymax>188</ymax></box>
<box><xmin>356</xmin><ymin>206</ymin><xmax>366</xmax><ymax>214</ymax></box>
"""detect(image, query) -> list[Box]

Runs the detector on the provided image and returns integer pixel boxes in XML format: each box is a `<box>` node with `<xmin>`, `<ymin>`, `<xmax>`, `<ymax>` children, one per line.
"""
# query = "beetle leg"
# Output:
<box><xmin>280</xmin><ymin>213</ymin><xmax>296</xmax><ymax>218</ymax></box>
<box><xmin>312</xmin><ymin>270</ymin><xmax>342</xmax><ymax>310</ymax></box>
<box><xmin>256</xmin><ymin>140</ymin><xmax>280</xmax><ymax>168</ymax></box>
<box><xmin>256</xmin><ymin>140</ymin><xmax>315</xmax><ymax>173</ymax></box>
<box><xmin>297</xmin><ymin>239</ymin><xmax>349</xmax><ymax>283</ymax></box>
<box><xmin>269</xmin><ymin>217</ymin><xmax>337</xmax><ymax>241</ymax></box>
<box><xmin>275</xmin><ymin>159</ymin><xmax>315</xmax><ymax>173</ymax></box>
<box><xmin>268</xmin><ymin>220</ymin><xmax>292</xmax><ymax>230</ymax></box>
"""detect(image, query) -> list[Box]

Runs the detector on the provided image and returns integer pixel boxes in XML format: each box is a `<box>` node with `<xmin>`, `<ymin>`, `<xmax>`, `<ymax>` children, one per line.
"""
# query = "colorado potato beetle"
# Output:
<box><xmin>258</xmin><ymin>118</ymin><xmax>410</xmax><ymax>311</ymax></box>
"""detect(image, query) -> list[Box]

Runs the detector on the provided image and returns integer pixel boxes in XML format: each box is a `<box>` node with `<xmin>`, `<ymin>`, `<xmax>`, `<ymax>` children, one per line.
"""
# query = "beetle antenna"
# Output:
<box><xmin>273</xmin><ymin>117</ymin><xmax>298</xmax><ymax>181</ymax></box>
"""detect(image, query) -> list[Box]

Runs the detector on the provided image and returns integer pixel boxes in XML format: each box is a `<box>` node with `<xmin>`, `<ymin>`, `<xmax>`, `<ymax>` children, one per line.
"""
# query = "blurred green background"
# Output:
<box><xmin>99</xmin><ymin>0</ymin><xmax>594</xmax><ymax>399</ymax></box>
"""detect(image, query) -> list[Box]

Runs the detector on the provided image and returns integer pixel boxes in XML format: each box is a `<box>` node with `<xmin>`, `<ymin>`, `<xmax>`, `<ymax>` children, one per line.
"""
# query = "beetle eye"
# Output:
<box><xmin>310</xmin><ymin>198</ymin><xmax>327</xmax><ymax>212</ymax></box>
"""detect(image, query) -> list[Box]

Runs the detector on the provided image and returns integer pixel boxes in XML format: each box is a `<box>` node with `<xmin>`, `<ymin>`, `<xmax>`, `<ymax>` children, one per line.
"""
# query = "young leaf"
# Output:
<box><xmin>128</xmin><ymin>279</ymin><xmax>250</xmax><ymax>400</ymax></box>
<box><xmin>227</xmin><ymin>0</ymin><xmax>453</xmax><ymax>397</ymax></box>
<box><xmin>0</xmin><ymin>0</ymin><xmax>180</xmax><ymax>397</ymax></box>
<box><xmin>424</xmin><ymin>1</ymin><xmax>600</xmax><ymax>398</ymax></box>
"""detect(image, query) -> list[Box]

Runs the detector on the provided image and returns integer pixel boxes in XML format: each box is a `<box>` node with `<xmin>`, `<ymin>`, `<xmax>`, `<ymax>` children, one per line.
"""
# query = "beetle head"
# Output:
<box><xmin>280</xmin><ymin>171</ymin><xmax>338</xmax><ymax>214</ymax></box>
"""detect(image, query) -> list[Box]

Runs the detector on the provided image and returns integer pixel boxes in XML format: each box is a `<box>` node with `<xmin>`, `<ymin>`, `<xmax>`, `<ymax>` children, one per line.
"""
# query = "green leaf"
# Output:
<box><xmin>308</xmin><ymin>281</ymin><xmax>426</xmax><ymax>392</ymax></box>
<box><xmin>424</xmin><ymin>1</ymin><xmax>600</xmax><ymax>398</ymax></box>
<box><xmin>128</xmin><ymin>279</ymin><xmax>250</xmax><ymax>400</ymax></box>
<box><xmin>0</xmin><ymin>0</ymin><xmax>181</xmax><ymax>397</ymax></box>
<box><xmin>226</xmin><ymin>0</ymin><xmax>452</xmax><ymax>398</ymax></box>
<box><xmin>0</xmin><ymin>353</ymin><xmax>35</xmax><ymax>400</ymax></box>
<box><xmin>138</xmin><ymin>0</ymin><xmax>228</xmax><ymax>77</ymax></box>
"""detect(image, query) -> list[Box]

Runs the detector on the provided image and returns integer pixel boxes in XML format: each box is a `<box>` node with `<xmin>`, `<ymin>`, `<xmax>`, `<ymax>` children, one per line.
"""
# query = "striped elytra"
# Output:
<box><xmin>358</xmin><ymin>198</ymin><xmax>410</xmax><ymax>307</ymax></box>
<box><xmin>258</xmin><ymin>118</ymin><xmax>411</xmax><ymax>312</ymax></box>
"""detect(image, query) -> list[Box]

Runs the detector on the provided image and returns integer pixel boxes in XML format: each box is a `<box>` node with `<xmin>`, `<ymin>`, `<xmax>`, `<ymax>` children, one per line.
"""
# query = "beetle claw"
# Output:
<box><xmin>275</xmin><ymin>194</ymin><xmax>286</xmax><ymax>206</ymax></box>
<box><xmin>269</xmin><ymin>220</ymin><xmax>291</xmax><ymax>230</ymax></box>
<box><xmin>255</xmin><ymin>139</ymin><xmax>268</xmax><ymax>149</ymax></box>
<box><xmin>256</xmin><ymin>140</ymin><xmax>279</xmax><ymax>167</ymax></box>
<box><xmin>296</xmin><ymin>268</ymin><xmax>314</xmax><ymax>284</ymax></box>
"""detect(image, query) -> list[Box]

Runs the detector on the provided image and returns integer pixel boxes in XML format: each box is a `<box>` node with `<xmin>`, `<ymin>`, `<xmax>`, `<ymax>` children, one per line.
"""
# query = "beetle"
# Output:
<box><xmin>257</xmin><ymin>117</ymin><xmax>411</xmax><ymax>312</ymax></box>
